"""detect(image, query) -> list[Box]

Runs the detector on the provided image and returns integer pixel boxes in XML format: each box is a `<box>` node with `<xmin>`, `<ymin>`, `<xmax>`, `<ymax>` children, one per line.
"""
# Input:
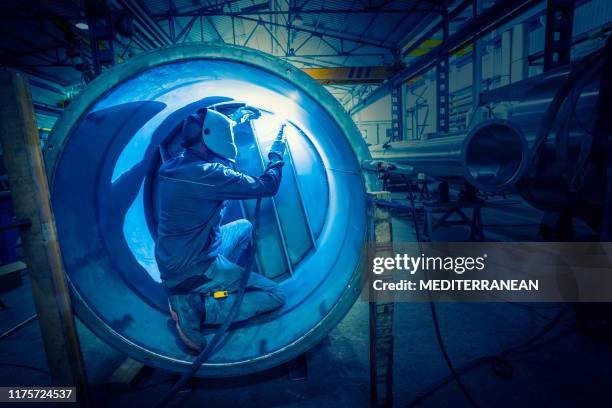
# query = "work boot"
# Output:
<box><xmin>168</xmin><ymin>293</ymin><xmax>208</xmax><ymax>351</ymax></box>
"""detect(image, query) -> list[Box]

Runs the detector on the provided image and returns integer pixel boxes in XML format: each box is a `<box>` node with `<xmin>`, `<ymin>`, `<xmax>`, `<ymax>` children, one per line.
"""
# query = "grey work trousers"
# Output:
<box><xmin>196</xmin><ymin>219</ymin><xmax>286</xmax><ymax>324</ymax></box>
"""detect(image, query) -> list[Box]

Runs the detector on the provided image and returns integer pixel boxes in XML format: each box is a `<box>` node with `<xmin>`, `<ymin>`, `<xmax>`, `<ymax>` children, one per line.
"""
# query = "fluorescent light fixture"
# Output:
<box><xmin>75</xmin><ymin>22</ymin><xmax>89</xmax><ymax>30</ymax></box>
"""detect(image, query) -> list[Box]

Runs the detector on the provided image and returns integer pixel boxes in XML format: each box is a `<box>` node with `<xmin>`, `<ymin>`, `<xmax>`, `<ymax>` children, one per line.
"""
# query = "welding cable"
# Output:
<box><xmin>0</xmin><ymin>363</ymin><xmax>174</xmax><ymax>393</ymax></box>
<box><xmin>0</xmin><ymin>314</ymin><xmax>38</xmax><ymax>341</ymax></box>
<box><xmin>570</xmin><ymin>36</ymin><xmax>612</xmax><ymax>192</ymax></box>
<box><xmin>88</xmin><ymin>379</ymin><xmax>175</xmax><ymax>393</ymax></box>
<box><xmin>154</xmin><ymin>197</ymin><xmax>263</xmax><ymax>408</ymax></box>
<box><xmin>402</xmin><ymin>173</ymin><xmax>567</xmax><ymax>406</ymax></box>
<box><xmin>528</xmin><ymin>49</ymin><xmax>603</xmax><ymax>172</ymax></box>
<box><xmin>405</xmin><ymin>180</ymin><xmax>480</xmax><ymax>408</ymax></box>
<box><xmin>0</xmin><ymin>363</ymin><xmax>49</xmax><ymax>375</ymax></box>
<box><xmin>406</xmin><ymin>306</ymin><xmax>570</xmax><ymax>407</ymax></box>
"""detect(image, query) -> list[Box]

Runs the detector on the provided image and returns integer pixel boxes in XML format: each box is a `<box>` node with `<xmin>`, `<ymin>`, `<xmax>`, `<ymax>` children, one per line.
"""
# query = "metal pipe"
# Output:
<box><xmin>370</xmin><ymin>134</ymin><xmax>465</xmax><ymax>178</ymax></box>
<box><xmin>369</xmin><ymin>119</ymin><xmax>529</xmax><ymax>192</ymax></box>
<box><xmin>369</xmin><ymin>46</ymin><xmax>608</xmax><ymax>231</ymax></box>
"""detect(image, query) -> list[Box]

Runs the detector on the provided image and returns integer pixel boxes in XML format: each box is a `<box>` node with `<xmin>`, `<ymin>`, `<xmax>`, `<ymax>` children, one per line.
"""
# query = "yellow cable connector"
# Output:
<box><xmin>213</xmin><ymin>291</ymin><xmax>229</xmax><ymax>299</ymax></box>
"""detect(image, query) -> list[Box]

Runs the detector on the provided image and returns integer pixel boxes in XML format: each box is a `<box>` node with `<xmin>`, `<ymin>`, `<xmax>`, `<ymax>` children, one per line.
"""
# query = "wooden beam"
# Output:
<box><xmin>0</xmin><ymin>261</ymin><xmax>27</xmax><ymax>275</ymax></box>
<box><xmin>0</xmin><ymin>261</ymin><xmax>25</xmax><ymax>292</ymax></box>
<box><xmin>287</xmin><ymin>353</ymin><xmax>308</xmax><ymax>381</ymax></box>
<box><xmin>368</xmin><ymin>191</ymin><xmax>394</xmax><ymax>408</ymax></box>
<box><xmin>106</xmin><ymin>357</ymin><xmax>145</xmax><ymax>390</ymax></box>
<box><xmin>0</xmin><ymin>71</ymin><xmax>89</xmax><ymax>405</ymax></box>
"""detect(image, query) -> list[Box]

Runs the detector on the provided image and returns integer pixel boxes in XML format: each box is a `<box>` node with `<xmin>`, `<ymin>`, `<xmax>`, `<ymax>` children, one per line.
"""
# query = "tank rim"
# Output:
<box><xmin>460</xmin><ymin>118</ymin><xmax>530</xmax><ymax>193</ymax></box>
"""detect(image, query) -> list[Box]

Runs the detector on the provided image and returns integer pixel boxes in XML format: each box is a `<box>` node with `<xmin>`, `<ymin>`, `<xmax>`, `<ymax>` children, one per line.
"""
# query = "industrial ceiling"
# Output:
<box><xmin>0</xmin><ymin>0</ymin><xmax>462</xmax><ymax>111</ymax></box>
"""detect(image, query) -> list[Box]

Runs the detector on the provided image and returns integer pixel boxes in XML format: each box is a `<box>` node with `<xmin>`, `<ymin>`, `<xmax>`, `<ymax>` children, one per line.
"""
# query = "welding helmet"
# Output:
<box><xmin>199</xmin><ymin>108</ymin><xmax>237</xmax><ymax>163</ymax></box>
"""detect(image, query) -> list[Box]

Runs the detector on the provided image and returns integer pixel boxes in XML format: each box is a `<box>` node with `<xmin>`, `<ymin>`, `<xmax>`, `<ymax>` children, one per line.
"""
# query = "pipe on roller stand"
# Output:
<box><xmin>370</xmin><ymin>43</ymin><xmax>611</xmax><ymax>232</ymax></box>
<box><xmin>369</xmin><ymin>119</ymin><xmax>529</xmax><ymax>193</ymax></box>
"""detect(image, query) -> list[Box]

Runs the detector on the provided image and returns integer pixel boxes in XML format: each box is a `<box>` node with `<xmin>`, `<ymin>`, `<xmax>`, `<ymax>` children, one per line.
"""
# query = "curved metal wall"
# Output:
<box><xmin>45</xmin><ymin>44</ymin><xmax>375</xmax><ymax>377</ymax></box>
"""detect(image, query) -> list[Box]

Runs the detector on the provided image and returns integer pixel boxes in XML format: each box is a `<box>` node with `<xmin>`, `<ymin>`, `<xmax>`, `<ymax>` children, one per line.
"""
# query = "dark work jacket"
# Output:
<box><xmin>155</xmin><ymin>149</ymin><xmax>282</xmax><ymax>292</ymax></box>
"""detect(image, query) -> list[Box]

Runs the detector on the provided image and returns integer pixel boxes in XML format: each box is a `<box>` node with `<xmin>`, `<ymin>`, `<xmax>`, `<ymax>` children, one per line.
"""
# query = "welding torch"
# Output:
<box><xmin>266</xmin><ymin>122</ymin><xmax>288</xmax><ymax>168</ymax></box>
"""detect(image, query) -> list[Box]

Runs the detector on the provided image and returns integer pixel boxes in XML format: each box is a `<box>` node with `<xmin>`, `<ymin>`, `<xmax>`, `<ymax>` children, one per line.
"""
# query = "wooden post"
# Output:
<box><xmin>602</xmin><ymin>167</ymin><xmax>612</xmax><ymax>241</ymax></box>
<box><xmin>368</xmin><ymin>191</ymin><xmax>394</xmax><ymax>408</ymax></box>
<box><xmin>106</xmin><ymin>357</ymin><xmax>145</xmax><ymax>390</ymax></box>
<box><xmin>0</xmin><ymin>71</ymin><xmax>89</xmax><ymax>405</ymax></box>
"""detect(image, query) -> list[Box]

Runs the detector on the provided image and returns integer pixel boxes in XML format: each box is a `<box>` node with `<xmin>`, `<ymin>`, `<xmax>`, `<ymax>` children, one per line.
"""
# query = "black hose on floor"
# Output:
<box><xmin>406</xmin><ymin>307</ymin><xmax>570</xmax><ymax>407</ymax></box>
<box><xmin>406</xmin><ymin>181</ymin><xmax>480</xmax><ymax>408</ymax></box>
<box><xmin>0</xmin><ymin>314</ymin><xmax>38</xmax><ymax>341</ymax></box>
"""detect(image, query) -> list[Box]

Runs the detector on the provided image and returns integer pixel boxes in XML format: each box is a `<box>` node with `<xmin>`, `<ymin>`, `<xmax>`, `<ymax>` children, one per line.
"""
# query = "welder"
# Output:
<box><xmin>155</xmin><ymin>106</ymin><xmax>287</xmax><ymax>351</ymax></box>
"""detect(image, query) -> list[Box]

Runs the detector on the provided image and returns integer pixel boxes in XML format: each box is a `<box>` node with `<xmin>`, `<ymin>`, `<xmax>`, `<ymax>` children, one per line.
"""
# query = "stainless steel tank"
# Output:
<box><xmin>45</xmin><ymin>44</ymin><xmax>376</xmax><ymax>377</ymax></box>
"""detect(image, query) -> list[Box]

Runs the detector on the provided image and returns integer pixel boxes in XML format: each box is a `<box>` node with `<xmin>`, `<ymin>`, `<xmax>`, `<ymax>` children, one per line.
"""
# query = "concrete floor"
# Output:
<box><xmin>1</xmin><ymin>194</ymin><xmax>611</xmax><ymax>407</ymax></box>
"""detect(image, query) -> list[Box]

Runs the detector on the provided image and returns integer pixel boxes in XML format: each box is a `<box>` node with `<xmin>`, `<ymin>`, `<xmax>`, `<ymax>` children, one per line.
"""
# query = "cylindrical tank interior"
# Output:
<box><xmin>45</xmin><ymin>45</ymin><xmax>374</xmax><ymax>377</ymax></box>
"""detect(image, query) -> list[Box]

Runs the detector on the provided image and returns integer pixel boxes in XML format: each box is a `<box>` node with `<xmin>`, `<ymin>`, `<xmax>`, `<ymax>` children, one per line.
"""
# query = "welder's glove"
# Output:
<box><xmin>231</xmin><ymin>106</ymin><xmax>262</xmax><ymax>124</ymax></box>
<box><xmin>268</xmin><ymin>123</ymin><xmax>287</xmax><ymax>161</ymax></box>
<box><xmin>268</xmin><ymin>140</ymin><xmax>286</xmax><ymax>162</ymax></box>
<box><xmin>265</xmin><ymin>158</ymin><xmax>285</xmax><ymax>171</ymax></box>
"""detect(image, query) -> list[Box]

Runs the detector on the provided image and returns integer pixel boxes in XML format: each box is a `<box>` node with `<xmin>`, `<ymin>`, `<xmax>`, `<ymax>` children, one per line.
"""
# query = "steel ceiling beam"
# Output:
<box><xmin>350</xmin><ymin>0</ymin><xmax>544</xmax><ymax>116</ymax></box>
<box><xmin>175</xmin><ymin>15</ymin><xmax>198</xmax><ymax>43</ymax></box>
<box><xmin>351</xmin><ymin>6</ymin><xmax>384</xmax><ymax>51</ymax></box>
<box><xmin>169</xmin><ymin>0</ymin><xmax>243</xmax><ymax>16</ymax></box>
<box><xmin>385</xmin><ymin>0</ymin><xmax>429</xmax><ymax>44</ymax></box>
<box><xmin>401</xmin><ymin>0</ymin><xmax>471</xmax><ymax>57</ymax></box>
<box><xmin>189</xmin><ymin>13</ymin><xmax>398</xmax><ymax>50</ymax></box>
<box><xmin>0</xmin><ymin>2</ymin><xmax>131</xmax><ymax>82</ymax></box>
<box><xmin>286</xmin><ymin>52</ymin><xmax>386</xmax><ymax>58</ymax></box>
<box><xmin>151</xmin><ymin>1</ymin><xmax>446</xmax><ymax>52</ymax></box>
<box><xmin>153</xmin><ymin>7</ymin><xmax>443</xmax><ymax>17</ymax></box>
<box><xmin>117</xmin><ymin>0</ymin><xmax>173</xmax><ymax>46</ymax></box>
<box><xmin>2</xmin><ymin>64</ymin><xmax>71</xmax><ymax>87</ymax></box>
<box><xmin>0</xmin><ymin>44</ymin><xmax>64</xmax><ymax>64</ymax></box>
<box><xmin>0</xmin><ymin>29</ymin><xmax>67</xmax><ymax>67</ymax></box>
